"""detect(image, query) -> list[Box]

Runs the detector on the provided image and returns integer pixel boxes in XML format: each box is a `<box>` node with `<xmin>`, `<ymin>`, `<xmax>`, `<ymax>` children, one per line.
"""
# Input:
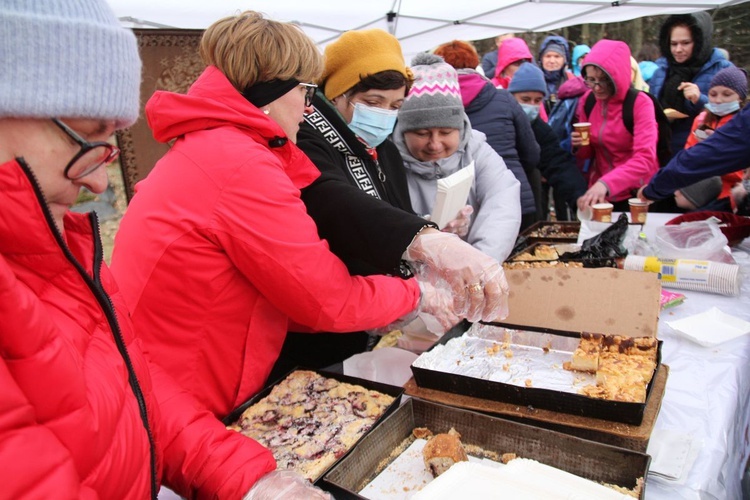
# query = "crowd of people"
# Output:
<box><xmin>1</xmin><ymin>0</ymin><xmax>748</xmax><ymax>498</ymax></box>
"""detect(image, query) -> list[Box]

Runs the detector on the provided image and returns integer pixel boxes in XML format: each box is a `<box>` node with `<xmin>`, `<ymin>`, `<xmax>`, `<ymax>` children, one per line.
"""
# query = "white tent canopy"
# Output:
<box><xmin>109</xmin><ymin>0</ymin><xmax>749</xmax><ymax>58</ymax></box>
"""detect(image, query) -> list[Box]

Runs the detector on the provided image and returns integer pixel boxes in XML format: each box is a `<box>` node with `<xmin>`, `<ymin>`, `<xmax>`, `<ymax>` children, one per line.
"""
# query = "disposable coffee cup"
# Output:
<box><xmin>591</xmin><ymin>202</ymin><xmax>614</xmax><ymax>222</ymax></box>
<box><xmin>628</xmin><ymin>198</ymin><xmax>649</xmax><ymax>224</ymax></box>
<box><xmin>573</xmin><ymin>122</ymin><xmax>592</xmax><ymax>146</ymax></box>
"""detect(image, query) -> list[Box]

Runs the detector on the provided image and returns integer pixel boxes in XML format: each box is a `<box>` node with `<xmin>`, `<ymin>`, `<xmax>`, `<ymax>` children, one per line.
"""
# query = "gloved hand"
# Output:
<box><xmin>243</xmin><ymin>470</ymin><xmax>332</xmax><ymax>500</ymax></box>
<box><xmin>415</xmin><ymin>279</ymin><xmax>462</xmax><ymax>334</ymax></box>
<box><xmin>441</xmin><ymin>205</ymin><xmax>473</xmax><ymax>238</ymax></box>
<box><xmin>405</xmin><ymin>230</ymin><xmax>509</xmax><ymax>323</ymax></box>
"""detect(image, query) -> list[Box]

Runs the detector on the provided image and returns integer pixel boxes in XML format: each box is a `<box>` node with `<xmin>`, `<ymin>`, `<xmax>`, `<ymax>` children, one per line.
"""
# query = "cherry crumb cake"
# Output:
<box><xmin>227</xmin><ymin>370</ymin><xmax>395</xmax><ymax>480</ymax></box>
<box><xmin>564</xmin><ymin>333</ymin><xmax>657</xmax><ymax>403</ymax></box>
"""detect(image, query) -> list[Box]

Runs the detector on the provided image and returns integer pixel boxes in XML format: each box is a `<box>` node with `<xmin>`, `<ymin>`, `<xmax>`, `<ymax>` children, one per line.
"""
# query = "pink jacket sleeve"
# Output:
<box><xmin>598</xmin><ymin>92</ymin><xmax>659</xmax><ymax>199</ymax></box>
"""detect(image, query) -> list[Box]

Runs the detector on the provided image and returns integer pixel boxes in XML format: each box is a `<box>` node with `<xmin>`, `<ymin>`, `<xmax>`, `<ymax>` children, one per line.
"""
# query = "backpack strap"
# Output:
<box><xmin>585</xmin><ymin>87</ymin><xmax>639</xmax><ymax>135</ymax></box>
<box><xmin>584</xmin><ymin>91</ymin><xmax>596</xmax><ymax>120</ymax></box>
<box><xmin>622</xmin><ymin>87</ymin><xmax>638</xmax><ymax>136</ymax></box>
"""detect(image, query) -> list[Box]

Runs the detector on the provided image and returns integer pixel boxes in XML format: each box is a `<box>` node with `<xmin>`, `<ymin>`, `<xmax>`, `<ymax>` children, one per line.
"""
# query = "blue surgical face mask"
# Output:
<box><xmin>520</xmin><ymin>103</ymin><xmax>540</xmax><ymax>121</ymax></box>
<box><xmin>347</xmin><ymin>102</ymin><xmax>399</xmax><ymax>147</ymax></box>
<box><xmin>704</xmin><ymin>101</ymin><xmax>741</xmax><ymax>117</ymax></box>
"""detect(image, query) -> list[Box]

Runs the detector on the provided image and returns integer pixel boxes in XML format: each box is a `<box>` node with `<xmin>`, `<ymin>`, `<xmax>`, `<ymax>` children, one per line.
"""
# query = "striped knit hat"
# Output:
<box><xmin>398</xmin><ymin>53</ymin><xmax>464</xmax><ymax>131</ymax></box>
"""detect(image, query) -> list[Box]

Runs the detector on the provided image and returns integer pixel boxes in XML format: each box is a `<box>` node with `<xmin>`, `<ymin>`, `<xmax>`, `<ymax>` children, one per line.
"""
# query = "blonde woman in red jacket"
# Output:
<box><xmin>0</xmin><ymin>1</ymin><xmax>332</xmax><ymax>498</ymax></box>
<box><xmin>573</xmin><ymin>40</ymin><xmax>660</xmax><ymax>211</ymax></box>
<box><xmin>111</xmin><ymin>12</ymin><xmax>506</xmax><ymax>422</ymax></box>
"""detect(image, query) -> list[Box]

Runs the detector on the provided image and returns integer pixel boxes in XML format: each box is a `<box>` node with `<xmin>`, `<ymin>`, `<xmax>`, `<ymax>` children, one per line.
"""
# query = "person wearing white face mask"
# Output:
<box><xmin>674</xmin><ymin>65</ymin><xmax>747</xmax><ymax>212</ymax></box>
<box><xmin>276</xmin><ymin>29</ymin><xmax>510</xmax><ymax>375</ymax></box>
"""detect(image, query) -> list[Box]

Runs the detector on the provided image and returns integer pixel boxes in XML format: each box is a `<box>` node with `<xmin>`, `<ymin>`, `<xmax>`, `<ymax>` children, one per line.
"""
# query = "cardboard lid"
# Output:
<box><xmin>503</xmin><ymin>268</ymin><xmax>660</xmax><ymax>338</ymax></box>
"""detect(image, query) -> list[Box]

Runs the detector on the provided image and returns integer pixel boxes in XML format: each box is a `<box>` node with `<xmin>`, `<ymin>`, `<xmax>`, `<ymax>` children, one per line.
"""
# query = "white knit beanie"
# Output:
<box><xmin>0</xmin><ymin>0</ymin><xmax>142</xmax><ymax>128</ymax></box>
<box><xmin>398</xmin><ymin>53</ymin><xmax>464</xmax><ymax>131</ymax></box>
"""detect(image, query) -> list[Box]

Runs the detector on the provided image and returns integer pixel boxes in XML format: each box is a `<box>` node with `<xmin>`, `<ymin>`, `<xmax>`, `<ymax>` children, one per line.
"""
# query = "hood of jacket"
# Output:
<box><xmin>146</xmin><ymin>65</ymin><xmax>319</xmax><ymax>191</ymax></box>
<box><xmin>393</xmin><ymin>114</ymin><xmax>473</xmax><ymax>180</ymax></box>
<box><xmin>581</xmin><ymin>39</ymin><xmax>633</xmax><ymax>102</ymax></box>
<box><xmin>496</xmin><ymin>37</ymin><xmax>534</xmax><ymax>78</ymax></box>
<box><xmin>457</xmin><ymin>70</ymin><xmax>493</xmax><ymax>107</ymax></box>
<box><xmin>571</xmin><ymin>44</ymin><xmax>591</xmax><ymax>76</ymax></box>
<box><xmin>557</xmin><ymin>75</ymin><xmax>588</xmax><ymax>100</ymax></box>
<box><xmin>659</xmin><ymin>11</ymin><xmax>714</xmax><ymax>66</ymax></box>
<box><xmin>539</xmin><ymin>35</ymin><xmax>571</xmax><ymax>64</ymax></box>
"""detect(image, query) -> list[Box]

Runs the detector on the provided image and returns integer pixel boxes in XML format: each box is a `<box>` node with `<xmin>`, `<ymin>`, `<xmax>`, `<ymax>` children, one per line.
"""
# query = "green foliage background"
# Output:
<box><xmin>473</xmin><ymin>4</ymin><xmax>750</xmax><ymax>72</ymax></box>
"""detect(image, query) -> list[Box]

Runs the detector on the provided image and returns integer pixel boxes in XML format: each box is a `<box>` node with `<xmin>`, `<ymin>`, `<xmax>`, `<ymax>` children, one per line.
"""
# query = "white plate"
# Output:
<box><xmin>666</xmin><ymin>307</ymin><xmax>750</xmax><ymax>347</ymax></box>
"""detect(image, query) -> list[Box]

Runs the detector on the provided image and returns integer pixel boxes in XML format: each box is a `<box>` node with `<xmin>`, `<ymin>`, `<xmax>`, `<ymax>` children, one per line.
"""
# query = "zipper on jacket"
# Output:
<box><xmin>597</xmin><ymin>101</ymin><xmax>616</xmax><ymax>173</ymax></box>
<box><xmin>17</xmin><ymin>159</ymin><xmax>159</xmax><ymax>500</ymax></box>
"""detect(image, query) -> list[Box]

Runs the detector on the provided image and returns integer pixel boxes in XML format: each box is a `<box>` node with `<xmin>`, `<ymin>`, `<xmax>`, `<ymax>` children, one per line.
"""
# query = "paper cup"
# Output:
<box><xmin>591</xmin><ymin>202</ymin><xmax>614</xmax><ymax>222</ymax></box>
<box><xmin>628</xmin><ymin>198</ymin><xmax>649</xmax><ymax>224</ymax></box>
<box><xmin>573</xmin><ymin>122</ymin><xmax>592</xmax><ymax>146</ymax></box>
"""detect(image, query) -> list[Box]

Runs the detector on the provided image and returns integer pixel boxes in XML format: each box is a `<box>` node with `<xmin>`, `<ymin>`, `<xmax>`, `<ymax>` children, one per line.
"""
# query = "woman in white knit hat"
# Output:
<box><xmin>0</xmin><ymin>1</ymin><xmax>331</xmax><ymax>498</ymax></box>
<box><xmin>393</xmin><ymin>53</ymin><xmax>522</xmax><ymax>263</ymax></box>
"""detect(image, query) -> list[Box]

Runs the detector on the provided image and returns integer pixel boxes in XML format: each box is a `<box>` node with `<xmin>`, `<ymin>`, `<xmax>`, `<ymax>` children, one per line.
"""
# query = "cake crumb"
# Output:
<box><xmin>501</xmin><ymin>453</ymin><xmax>517</xmax><ymax>464</ymax></box>
<box><xmin>524</xmin><ymin>379</ymin><xmax>533</xmax><ymax>387</ymax></box>
<box><xmin>504</xmin><ymin>349</ymin><xmax>513</xmax><ymax>359</ymax></box>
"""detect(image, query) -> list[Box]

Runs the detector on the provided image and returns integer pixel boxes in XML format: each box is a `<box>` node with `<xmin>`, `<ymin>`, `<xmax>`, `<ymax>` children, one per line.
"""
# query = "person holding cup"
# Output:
<box><xmin>572</xmin><ymin>39</ymin><xmax>660</xmax><ymax>213</ymax></box>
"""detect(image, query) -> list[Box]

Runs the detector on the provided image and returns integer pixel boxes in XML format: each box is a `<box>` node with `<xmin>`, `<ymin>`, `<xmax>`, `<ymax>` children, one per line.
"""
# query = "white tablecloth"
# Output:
<box><xmin>642</xmin><ymin>214</ymin><xmax>750</xmax><ymax>500</ymax></box>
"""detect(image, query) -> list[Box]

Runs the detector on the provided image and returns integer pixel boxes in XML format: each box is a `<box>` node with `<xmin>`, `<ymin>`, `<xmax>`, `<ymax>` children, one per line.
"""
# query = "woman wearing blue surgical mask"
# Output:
<box><xmin>679</xmin><ymin>65</ymin><xmax>748</xmax><ymax>212</ymax></box>
<box><xmin>278</xmin><ymin>29</ymin><xmax>511</xmax><ymax>376</ymax></box>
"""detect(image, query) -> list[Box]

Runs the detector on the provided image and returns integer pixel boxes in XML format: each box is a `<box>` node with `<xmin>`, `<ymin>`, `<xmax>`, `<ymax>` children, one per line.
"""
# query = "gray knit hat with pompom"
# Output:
<box><xmin>398</xmin><ymin>53</ymin><xmax>465</xmax><ymax>131</ymax></box>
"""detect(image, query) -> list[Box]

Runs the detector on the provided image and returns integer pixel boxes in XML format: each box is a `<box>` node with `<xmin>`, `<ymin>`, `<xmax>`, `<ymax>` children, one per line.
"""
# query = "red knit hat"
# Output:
<box><xmin>434</xmin><ymin>40</ymin><xmax>480</xmax><ymax>70</ymax></box>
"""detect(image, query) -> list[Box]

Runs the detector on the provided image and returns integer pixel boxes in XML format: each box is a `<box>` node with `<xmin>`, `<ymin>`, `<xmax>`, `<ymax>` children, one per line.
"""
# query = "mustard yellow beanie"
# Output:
<box><xmin>321</xmin><ymin>29</ymin><xmax>411</xmax><ymax>100</ymax></box>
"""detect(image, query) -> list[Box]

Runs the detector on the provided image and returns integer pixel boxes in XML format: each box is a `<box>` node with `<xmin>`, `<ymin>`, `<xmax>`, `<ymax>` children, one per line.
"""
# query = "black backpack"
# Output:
<box><xmin>584</xmin><ymin>88</ymin><xmax>672</xmax><ymax>167</ymax></box>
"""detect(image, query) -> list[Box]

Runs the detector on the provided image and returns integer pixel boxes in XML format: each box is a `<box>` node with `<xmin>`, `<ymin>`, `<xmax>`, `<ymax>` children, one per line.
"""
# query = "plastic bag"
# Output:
<box><xmin>655</xmin><ymin>219</ymin><xmax>734</xmax><ymax>264</ymax></box>
<box><xmin>560</xmin><ymin>213</ymin><xmax>629</xmax><ymax>267</ymax></box>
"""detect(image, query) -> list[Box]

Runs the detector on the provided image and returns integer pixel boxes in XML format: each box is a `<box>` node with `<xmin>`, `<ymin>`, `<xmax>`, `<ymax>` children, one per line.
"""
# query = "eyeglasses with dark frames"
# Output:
<box><xmin>583</xmin><ymin>77</ymin><xmax>611</xmax><ymax>89</ymax></box>
<box><xmin>51</xmin><ymin>118</ymin><xmax>120</xmax><ymax>180</ymax></box>
<box><xmin>299</xmin><ymin>82</ymin><xmax>317</xmax><ymax>107</ymax></box>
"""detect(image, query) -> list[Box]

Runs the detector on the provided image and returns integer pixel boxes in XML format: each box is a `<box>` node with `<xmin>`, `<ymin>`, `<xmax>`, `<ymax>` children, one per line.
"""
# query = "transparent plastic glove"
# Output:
<box><xmin>441</xmin><ymin>205</ymin><xmax>474</xmax><ymax>238</ymax></box>
<box><xmin>370</xmin><ymin>279</ymin><xmax>459</xmax><ymax>336</ymax></box>
<box><xmin>405</xmin><ymin>231</ymin><xmax>509</xmax><ymax>323</ymax></box>
<box><xmin>243</xmin><ymin>470</ymin><xmax>332</xmax><ymax>500</ymax></box>
<box><xmin>416</xmin><ymin>279</ymin><xmax>462</xmax><ymax>334</ymax></box>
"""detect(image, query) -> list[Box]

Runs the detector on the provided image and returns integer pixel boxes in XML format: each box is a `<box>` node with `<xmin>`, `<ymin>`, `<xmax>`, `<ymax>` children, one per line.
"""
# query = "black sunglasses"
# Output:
<box><xmin>52</xmin><ymin>118</ymin><xmax>120</xmax><ymax>180</ymax></box>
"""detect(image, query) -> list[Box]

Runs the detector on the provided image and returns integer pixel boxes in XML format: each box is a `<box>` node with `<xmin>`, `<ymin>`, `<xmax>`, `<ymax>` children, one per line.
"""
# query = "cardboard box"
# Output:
<box><xmin>503</xmin><ymin>267</ymin><xmax>661</xmax><ymax>338</ymax></box>
<box><xmin>321</xmin><ymin>398</ymin><xmax>650</xmax><ymax>499</ymax></box>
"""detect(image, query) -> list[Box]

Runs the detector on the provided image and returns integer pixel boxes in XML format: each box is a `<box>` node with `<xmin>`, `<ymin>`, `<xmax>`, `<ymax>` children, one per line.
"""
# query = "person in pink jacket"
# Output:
<box><xmin>111</xmin><ymin>11</ymin><xmax>500</xmax><ymax>420</ymax></box>
<box><xmin>572</xmin><ymin>39</ymin><xmax>660</xmax><ymax>211</ymax></box>
<box><xmin>0</xmin><ymin>1</ymin><xmax>332</xmax><ymax>498</ymax></box>
<box><xmin>491</xmin><ymin>37</ymin><xmax>535</xmax><ymax>89</ymax></box>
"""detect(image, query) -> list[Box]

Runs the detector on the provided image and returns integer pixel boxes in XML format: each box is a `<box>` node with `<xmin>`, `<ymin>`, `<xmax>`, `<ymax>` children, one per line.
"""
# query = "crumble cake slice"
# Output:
<box><xmin>228</xmin><ymin>370</ymin><xmax>395</xmax><ymax>480</ymax></box>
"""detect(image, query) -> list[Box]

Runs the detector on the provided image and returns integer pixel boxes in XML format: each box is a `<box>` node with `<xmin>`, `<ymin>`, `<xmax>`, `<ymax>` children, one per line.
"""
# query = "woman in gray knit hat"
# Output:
<box><xmin>393</xmin><ymin>53</ymin><xmax>522</xmax><ymax>263</ymax></box>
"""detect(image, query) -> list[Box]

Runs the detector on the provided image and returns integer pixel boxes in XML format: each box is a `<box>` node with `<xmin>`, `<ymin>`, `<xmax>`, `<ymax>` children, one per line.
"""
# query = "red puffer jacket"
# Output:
<box><xmin>0</xmin><ymin>159</ymin><xmax>275</xmax><ymax>498</ymax></box>
<box><xmin>110</xmin><ymin>66</ymin><xmax>420</xmax><ymax>418</ymax></box>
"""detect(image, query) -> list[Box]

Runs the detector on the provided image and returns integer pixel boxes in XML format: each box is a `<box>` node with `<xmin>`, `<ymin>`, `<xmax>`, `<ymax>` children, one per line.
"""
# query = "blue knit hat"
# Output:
<box><xmin>508</xmin><ymin>62</ymin><xmax>548</xmax><ymax>96</ymax></box>
<box><xmin>709</xmin><ymin>66</ymin><xmax>748</xmax><ymax>102</ymax></box>
<box><xmin>0</xmin><ymin>0</ymin><xmax>142</xmax><ymax>128</ymax></box>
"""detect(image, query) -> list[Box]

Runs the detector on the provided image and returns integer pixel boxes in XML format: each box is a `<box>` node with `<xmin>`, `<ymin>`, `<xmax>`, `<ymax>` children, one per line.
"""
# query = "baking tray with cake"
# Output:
<box><xmin>222</xmin><ymin>368</ymin><xmax>404</xmax><ymax>484</ymax></box>
<box><xmin>410</xmin><ymin>323</ymin><xmax>662</xmax><ymax>426</ymax></box>
<box><xmin>504</xmin><ymin>241</ymin><xmax>583</xmax><ymax>270</ymax></box>
<box><xmin>520</xmin><ymin>220</ymin><xmax>581</xmax><ymax>243</ymax></box>
<box><xmin>320</xmin><ymin>398</ymin><xmax>650</xmax><ymax>499</ymax></box>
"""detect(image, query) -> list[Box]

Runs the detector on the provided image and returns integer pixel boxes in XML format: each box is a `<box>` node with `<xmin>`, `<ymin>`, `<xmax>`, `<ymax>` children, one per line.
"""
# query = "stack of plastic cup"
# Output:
<box><xmin>623</xmin><ymin>255</ymin><xmax>741</xmax><ymax>296</ymax></box>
